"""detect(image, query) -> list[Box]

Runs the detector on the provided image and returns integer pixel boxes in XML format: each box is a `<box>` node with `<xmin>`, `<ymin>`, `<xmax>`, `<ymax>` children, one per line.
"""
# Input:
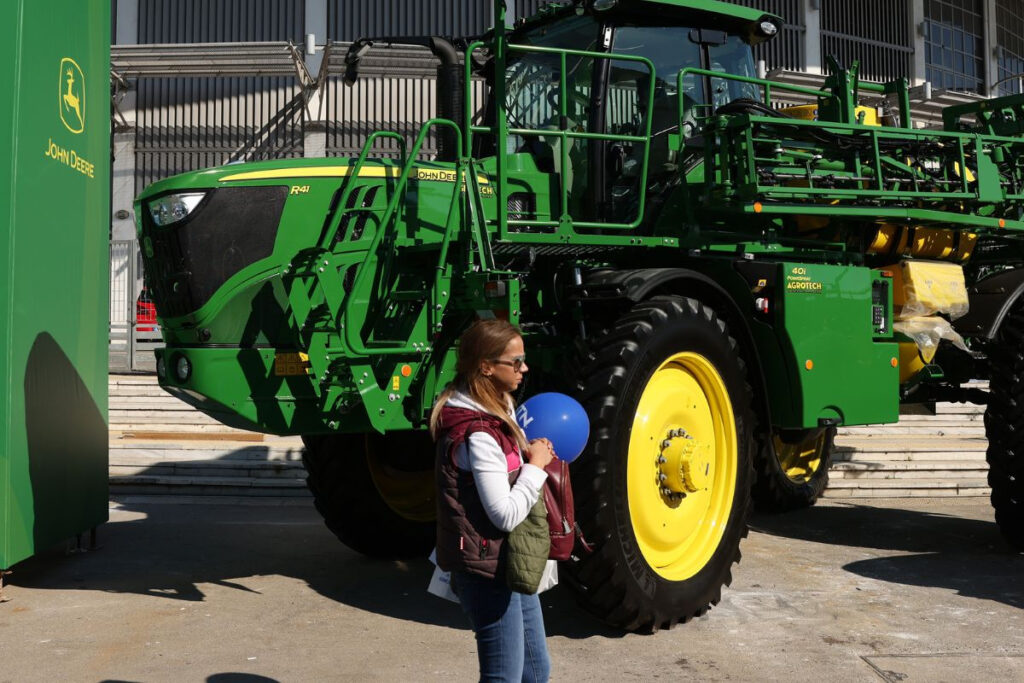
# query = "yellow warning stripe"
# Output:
<box><xmin>220</xmin><ymin>166</ymin><xmax>489</xmax><ymax>184</ymax></box>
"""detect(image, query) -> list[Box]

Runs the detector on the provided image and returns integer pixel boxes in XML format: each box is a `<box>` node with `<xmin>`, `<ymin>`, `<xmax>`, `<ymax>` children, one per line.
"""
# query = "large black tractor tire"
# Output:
<box><xmin>984</xmin><ymin>307</ymin><xmax>1024</xmax><ymax>550</ymax></box>
<box><xmin>751</xmin><ymin>426</ymin><xmax>836</xmax><ymax>512</ymax></box>
<box><xmin>301</xmin><ymin>431</ymin><xmax>436</xmax><ymax>559</ymax></box>
<box><xmin>567</xmin><ymin>295</ymin><xmax>755</xmax><ymax>631</ymax></box>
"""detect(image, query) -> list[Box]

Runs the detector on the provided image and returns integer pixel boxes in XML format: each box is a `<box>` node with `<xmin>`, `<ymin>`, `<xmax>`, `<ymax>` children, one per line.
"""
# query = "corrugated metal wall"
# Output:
<box><xmin>133</xmin><ymin>1</ymin><xmax>556</xmax><ymax>190</ymax></box>
<box><xmin>734</xmin><ymin>0</ymin><xmax>806</xmax><ymax>72</ymax></box>
<box><xmin>135</xmin><ymin>77</ymin><xmax>304</xmax><ymax>193</ymax></box>
<box><xmin>133</xmin><ymin>0</ymin><xmax>307</xmax><ymax>193</ymax></box>
<box><xmin>138</xmin><ymin>0</ymin><xmax>305</xmax><ymax>43</ymax></box>
<box><xmin>328</xmin><ymin>0</ymin><xmax>494</xmax><ymax>41</ymax></box>
<box><xmin>820</xmin><ymin>1</ymin><xmax>913</xmax><ymax>83</ymax></box>
<box><xmin>325</xmin><ymin>73</ymin><xmax>439</xmax><ymax>158</ymax></box>
<box><xmin>323</xmin><ymin>52</ymin><xmax>489</xmax><ymax>159</ymax></box>
<box><xmin>516</xmin><ymin>1</ymin><xmax>557</xmax><ymax>22</ymax></box>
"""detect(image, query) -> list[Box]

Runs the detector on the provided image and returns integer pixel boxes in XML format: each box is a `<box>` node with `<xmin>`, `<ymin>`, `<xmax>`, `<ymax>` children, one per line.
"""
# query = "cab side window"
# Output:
<box><xmin>606</xmin><ymin>26</ymin><xmax>703</xmax><ymax>215</ymax></box>
<box><xmin>708</xmin><ymin>35</ymin><xmax>761</xmax><ymax>109</ymax></box>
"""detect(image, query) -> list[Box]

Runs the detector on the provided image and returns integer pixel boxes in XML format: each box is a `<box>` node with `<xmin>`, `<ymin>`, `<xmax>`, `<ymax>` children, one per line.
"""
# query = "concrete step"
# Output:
<box><xmin>107</xmin><ymin>371</ymin><xmax>309</xmax><ymax>496</ymax></box>
<box><xmin>109</xmin><ymin>398</ymin><xmax>200</xmax><ymax>410</ymax></box>
<box><xmin>109</xmin><ymin>436</ymin><xmax>304</xmax><ymax>456</ymax></box>
<box><xmin>109</xmin><ymin>474</ymin><xmax>310</xmax><ymax>497</ymax></box>
<box><xmin>841</xmin><ymin>428</ymin><xmax>986</xmax><ymax>439</ymax></box>
<box><xmin>893</xmin><ymin>413</ymin><xmax>985</xmax><ymax>422</ymax></box>
<box><xmin>110</xmin><ymin>372</ymin><xmax>161</xmax><ymax>381</ymax></box>
<box><xmin>834</xmin><ymin>435</ymin><xmax>987</xmax><ymax>451</ymax></box>
<box><xmin>823</xmin><ymin>478</ymin><xmax>990</xmax><ymax>498</ymax></box>
<box><xmin>932</xmin><ymin>404</ymin><xmax>986</xmax><ymax>415</ymax></box>
<box><xmin>830</xmin><ymin>460</ymin><xmax>988</xmax><ymax>479</ymax></box>
<box><xmin>107</xmin><ymin>382</ymin><xmax>170</xmax><ymax>395</ymax></box>
<box><xmin>112</xmin><ymin>423</ymin><xmax>263</xmax><ymax>435</ymax></box>
<box><xmin>110</xmin><ymin>460</ymin><xmax>305</xmax><ymax>478</ymax></box>
<box><xmin>111</xmin><ymin>409</ymin><xmax>237</xmax><ymax>424</ymax></box>
<box><xmin>833</xmin><ymin>449</ymin><xmax>987</xmax><ymax>463</ymax></box>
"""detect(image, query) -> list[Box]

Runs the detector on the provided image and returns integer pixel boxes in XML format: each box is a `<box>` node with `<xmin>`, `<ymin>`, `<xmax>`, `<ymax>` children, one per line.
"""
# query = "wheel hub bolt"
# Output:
<box><xmin>657</xmin><ymin>428</ymin><xmax>708</xmax><ymax>495</ymax></box>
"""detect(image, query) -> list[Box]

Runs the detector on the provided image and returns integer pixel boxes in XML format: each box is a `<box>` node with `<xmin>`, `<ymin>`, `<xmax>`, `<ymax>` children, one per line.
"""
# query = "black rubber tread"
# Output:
<box><xmin>301</xmin><ymin>432</ymin><xmax>436</xmax><ymax>559</ymax></box>
<box><xmin>751</xmin><ymin>427</ymin><xmax>836</xmax><ymax>513</ymax></box>
<box><xmin>566</xmin><ymin>295</ymin><xmax>755</xmax><ymax>632</ymax></box>
<box><xmin>984</xmin><ymin>308</ymin><xmax>1024</xmax><ymax>551</ymax></box>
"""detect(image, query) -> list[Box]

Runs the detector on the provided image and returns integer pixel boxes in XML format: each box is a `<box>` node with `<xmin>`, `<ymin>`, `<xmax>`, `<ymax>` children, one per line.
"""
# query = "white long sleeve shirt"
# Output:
<box><xmin>447</xmin><ymin>391</ymin><xmax>548</xmax><ymax>533</ymax></box>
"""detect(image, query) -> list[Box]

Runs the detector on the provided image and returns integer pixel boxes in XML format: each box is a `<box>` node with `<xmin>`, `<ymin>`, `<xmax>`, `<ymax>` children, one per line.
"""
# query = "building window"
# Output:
<box><xmin>820</xmin><ymin>1</ymin><xmax>913</xmax><ymax>83</ymax></box>
<box><xmin>997</xmin><ymin>0</ymin><xmax>1024</xmax><ymax>94</ymax></box>
<box><xmin>924</xmin><ymin>0</ymin><xmax>984</xmax><ymax>93</ymax></box>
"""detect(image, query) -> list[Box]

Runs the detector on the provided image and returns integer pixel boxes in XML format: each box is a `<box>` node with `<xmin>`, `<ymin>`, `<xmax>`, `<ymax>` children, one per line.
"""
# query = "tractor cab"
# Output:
<box><xmin>489</xmin><ymin>0</ymin><xmax>778</xmax><ymax>224</ymax></box>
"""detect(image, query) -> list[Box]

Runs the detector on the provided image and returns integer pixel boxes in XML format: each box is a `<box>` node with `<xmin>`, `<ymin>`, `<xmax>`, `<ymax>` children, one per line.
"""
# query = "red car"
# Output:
<box><xmin>136</xmin><ymin>287</ymin><xmax>158</xmax><ymax>334</ymax></box>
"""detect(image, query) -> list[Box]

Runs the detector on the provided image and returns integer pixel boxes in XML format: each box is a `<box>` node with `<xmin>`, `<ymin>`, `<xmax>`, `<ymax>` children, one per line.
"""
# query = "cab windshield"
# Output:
<box><xmin>600</xmin><ymin>25</ymin><xmax>761</xmax><ymax>220</ymax></box>
<box><xmin>709</xmin><ymin>35</ymin><xmax>761</xmax><ymax>107</ymax></box>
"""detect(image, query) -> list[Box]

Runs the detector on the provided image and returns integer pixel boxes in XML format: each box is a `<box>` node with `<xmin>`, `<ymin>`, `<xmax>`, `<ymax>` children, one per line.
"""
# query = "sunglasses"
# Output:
<box><xmin>490</xmin><ymin>355</ymin><xmax>526</xmax><ymax>372</ymax></box>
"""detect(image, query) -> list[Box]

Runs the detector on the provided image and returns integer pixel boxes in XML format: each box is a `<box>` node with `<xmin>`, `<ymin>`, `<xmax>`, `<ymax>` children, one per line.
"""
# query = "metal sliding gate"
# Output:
<box><xmin>109</xmin><ymin>239</ymin><xmax>162</xmax><ymax>372</ymax></box>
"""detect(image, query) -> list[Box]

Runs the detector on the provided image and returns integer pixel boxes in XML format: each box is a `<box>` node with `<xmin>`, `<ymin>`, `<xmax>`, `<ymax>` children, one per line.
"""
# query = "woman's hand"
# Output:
<box><xmin>526</xmin><ymin>438</ymin><xmax>556</xmax><ymax>469</ymax></box>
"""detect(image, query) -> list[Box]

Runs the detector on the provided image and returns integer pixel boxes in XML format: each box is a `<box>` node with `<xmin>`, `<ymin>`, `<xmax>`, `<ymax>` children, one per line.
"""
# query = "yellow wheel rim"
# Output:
<box><xmin>366</xmin><ymin>439</ymin><xmax>436</xmax><ymax>523</ymax></box>
<box><xmin>627</xmin><ymin>352</ymin><xmax>737</xmax><ymax>581</ymax></box>
<box><xmin>774</xmin><ymin>431</ymin><xmax>827</xmax><ymax>484</ymax></box>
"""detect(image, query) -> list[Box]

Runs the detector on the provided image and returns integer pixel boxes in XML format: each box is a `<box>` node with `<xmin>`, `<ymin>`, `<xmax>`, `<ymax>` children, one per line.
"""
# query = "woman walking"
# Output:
<box><xmin>430</xmin><ymin>319</ymin><xmax>555</xmax><ymax>682</ymax></box>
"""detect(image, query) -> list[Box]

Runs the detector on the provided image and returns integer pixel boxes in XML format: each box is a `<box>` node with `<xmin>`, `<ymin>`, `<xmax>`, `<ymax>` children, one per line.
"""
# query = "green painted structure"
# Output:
<box><xmin>1</xmin><ymin>0</ymin><xmax>110</xmax><ymax>570</ymax></box>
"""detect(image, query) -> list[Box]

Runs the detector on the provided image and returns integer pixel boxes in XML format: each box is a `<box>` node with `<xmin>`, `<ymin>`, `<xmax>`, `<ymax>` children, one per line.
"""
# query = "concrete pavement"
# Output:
<box><xmin>1</xmin><ymin>496</ymin><xmax>1022</xmax><ymax>682</ymax></box>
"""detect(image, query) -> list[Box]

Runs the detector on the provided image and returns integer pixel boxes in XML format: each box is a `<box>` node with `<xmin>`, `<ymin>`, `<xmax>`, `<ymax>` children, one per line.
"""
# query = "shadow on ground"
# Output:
<box><xmin>7</xmin><ymin>497</ymin><xmax>619</xmax><ymax>639</ymax></box>
<box><xmin>750</xmin><ymin>501</ymin><xmax>1024</xmax><ymax>609</ymax></box>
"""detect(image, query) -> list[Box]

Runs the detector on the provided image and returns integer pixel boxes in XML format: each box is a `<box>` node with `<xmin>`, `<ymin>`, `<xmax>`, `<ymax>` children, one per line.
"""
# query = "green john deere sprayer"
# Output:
<box><xmin>135</xmin><ymin>0</ymin><xmax>1024</xmax><ymax>631</ymax></box>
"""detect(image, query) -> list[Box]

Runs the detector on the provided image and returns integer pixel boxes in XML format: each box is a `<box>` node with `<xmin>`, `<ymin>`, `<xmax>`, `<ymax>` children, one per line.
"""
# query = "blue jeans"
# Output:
<box><xmin>451</xmin><ymin>571</ymin><xmax>551</xmax><ymax>683</ymax></box>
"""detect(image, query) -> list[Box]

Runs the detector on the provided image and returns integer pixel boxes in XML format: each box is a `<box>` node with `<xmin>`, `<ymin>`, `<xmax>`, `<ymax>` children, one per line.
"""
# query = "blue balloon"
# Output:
<box><xmin>515</xmin><ymin>393</ymin><xmax>590</xmax><ymax>463</ymax></box>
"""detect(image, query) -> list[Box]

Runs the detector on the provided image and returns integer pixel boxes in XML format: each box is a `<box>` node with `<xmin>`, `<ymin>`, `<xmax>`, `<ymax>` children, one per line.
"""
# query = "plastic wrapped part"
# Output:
<box><xmin>888</xmin><ymin>260</ymin><xmax>970</xmax><ymax>321</ymax></box>
<box><xmin>867</xmin><ymin>224</ymin><xmax>977</xmax><ymax>262</ymax></box>
<box><xmin>893</xmin><ymin>316</ymin><xmax>969</xmax><ymax>365</ymax></box>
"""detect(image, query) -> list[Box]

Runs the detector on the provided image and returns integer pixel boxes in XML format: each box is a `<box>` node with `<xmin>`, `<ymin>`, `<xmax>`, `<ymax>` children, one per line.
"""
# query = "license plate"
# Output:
<box><xmin>274</xmin><ymin>351</ymin><xmax>310</xmax><ymax>376</ymax></box>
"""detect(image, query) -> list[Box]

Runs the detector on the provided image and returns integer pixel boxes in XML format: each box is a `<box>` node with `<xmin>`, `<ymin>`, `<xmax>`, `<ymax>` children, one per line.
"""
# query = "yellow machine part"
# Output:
<box><xmin>781</xmin><ymin>104</ymin><xmax>880</xmax><ymax>126</ymax></box>
<box><xmin>887</xmin><ymin>260</ymin><xmax>969</xmax><ymax>320</ymax></box>
<box><xmin>867</xmin><ymin>224</ymin><xmax>977</xmax><ymax>262</ymax></box>
<box><xmin>898</xmin><ymin>341</ymin><xmax>927</xmax><ymax>382</ymax></box>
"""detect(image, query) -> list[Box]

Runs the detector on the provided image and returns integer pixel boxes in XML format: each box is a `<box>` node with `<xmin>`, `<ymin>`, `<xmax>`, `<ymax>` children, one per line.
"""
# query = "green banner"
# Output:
<box><xmin>1</xmin><ymin>0</ymin><xmax>110</xmax><ymax>569</ymax></box>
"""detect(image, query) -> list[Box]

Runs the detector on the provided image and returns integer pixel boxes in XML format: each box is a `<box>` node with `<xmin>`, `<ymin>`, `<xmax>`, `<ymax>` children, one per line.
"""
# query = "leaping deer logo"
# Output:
<box><xmin>58</xmin><ymin>57</ymin><xmax>85</xmax><ymax>133</ymax></box>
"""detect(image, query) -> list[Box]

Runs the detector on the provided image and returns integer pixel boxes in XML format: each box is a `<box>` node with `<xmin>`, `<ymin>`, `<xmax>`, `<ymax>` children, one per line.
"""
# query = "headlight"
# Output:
<box><xmin>175</xmin><ymin>355</ymin><xmax>192</xmax><ymax>382</ymax></box>
<box><xmin>759</xmin><ymin>20</ymin><xmax>779</xmax><ymax>37</ymax></box>
<box><xmin>156</xmin><ymin>356</ymin><xmax>166</xmax><ymax>379</ymax></box>
<box><xmin>148</xmin><ymin>192</ymin><xmax>206</xmax><ymax>227</ymax></box>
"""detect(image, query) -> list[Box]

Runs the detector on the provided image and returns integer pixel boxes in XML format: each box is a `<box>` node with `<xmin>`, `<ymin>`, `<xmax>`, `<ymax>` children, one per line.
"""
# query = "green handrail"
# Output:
<box><xmin>318</xmin><ymin>130</ymin><xmax>408</xmax><ymax>249</ymax></box>
<box><xmin>339</xmin><ymin>118</ymin><xmax>465</xmax><ymax>356</ymax></box>
<box><xmin>465</xmin><ymin>39</ymin><xmax>657</xmax><ymax>235</ymax></box>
